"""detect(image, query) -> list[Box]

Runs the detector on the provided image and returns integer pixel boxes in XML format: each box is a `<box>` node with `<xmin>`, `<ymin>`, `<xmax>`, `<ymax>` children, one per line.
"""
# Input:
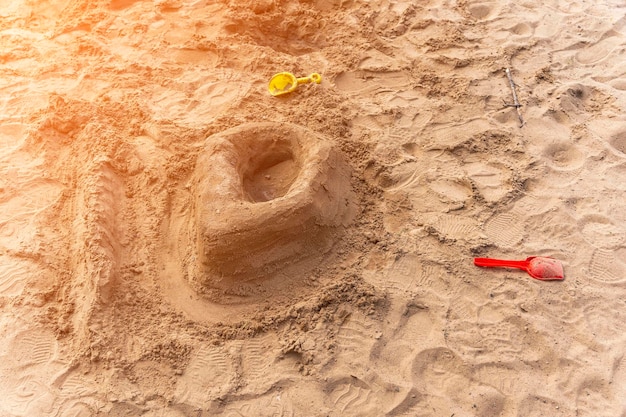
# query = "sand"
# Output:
<box><xmin>0</xmin><ymin>0</ymin><xmax>625</xmax><ymax>415</ymax></box>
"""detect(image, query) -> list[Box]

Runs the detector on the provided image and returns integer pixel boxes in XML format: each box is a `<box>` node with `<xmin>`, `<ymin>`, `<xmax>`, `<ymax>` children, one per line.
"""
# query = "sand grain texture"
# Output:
<box><xmin>0</xmin><ymin>0</ymin><xmax>625</xmax><ymax>416</ymax></box>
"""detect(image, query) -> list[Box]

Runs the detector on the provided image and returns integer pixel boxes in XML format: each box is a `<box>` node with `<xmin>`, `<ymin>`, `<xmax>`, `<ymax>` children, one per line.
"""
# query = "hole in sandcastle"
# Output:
<box><xmin>242</xmin><ymin>145</ymin><xmax>299</xmax><ymax>203</ymax></box>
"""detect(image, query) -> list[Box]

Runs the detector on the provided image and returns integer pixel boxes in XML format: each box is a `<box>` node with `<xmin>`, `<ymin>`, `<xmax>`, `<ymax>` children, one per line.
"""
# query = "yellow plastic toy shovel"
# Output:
<box><xmin>268</xmin><ymin>72</ymin><xmax>322</xmax><ymax>96</ymax></box>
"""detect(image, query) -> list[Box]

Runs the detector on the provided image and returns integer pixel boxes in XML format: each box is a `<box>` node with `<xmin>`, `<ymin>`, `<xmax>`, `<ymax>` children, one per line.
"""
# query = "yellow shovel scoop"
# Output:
<box><xmin>268</xmin><ymin>72</ymin><xmax>322</xmax><ymax>96</ymax></box>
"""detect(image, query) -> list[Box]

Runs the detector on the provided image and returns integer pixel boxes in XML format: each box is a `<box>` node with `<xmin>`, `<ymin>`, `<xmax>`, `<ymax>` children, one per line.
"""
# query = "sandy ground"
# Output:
<box><xmin>1</xmin><ymin>0</ymin><xmax>625</xmax><ymax>416</ymax></box>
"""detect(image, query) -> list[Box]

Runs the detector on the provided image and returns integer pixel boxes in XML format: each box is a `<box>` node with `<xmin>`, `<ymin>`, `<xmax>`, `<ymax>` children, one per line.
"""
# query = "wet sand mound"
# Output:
<box><xmin>191</xmin><ymin>122</ymin><xmax>354</xmax><ymax>297</ymax></box>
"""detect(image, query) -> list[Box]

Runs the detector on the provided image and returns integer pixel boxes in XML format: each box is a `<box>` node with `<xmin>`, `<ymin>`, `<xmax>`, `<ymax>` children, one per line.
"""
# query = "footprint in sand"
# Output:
<box><xmin>464</xmin><ymin>2</ymin><xmax>501</xmax><ymax>21</ymax></box>
<box><xmin>8</xmin><ymin>329</ymin><xmax>58</xmax><ymax>367</ymax></box>
<box><xmin>409</xmin><ymin>348</ymin><xmax>506</xmax><ymax>415</ymax></box>
<box><xmin>131</xmin><ymin>360</ymin><xmax>180</xmax><ymax>398</ymax></box>
<box><xmin>537</xmin><ymin>141</ymin><xmax>587</xmax><ymax>187</ymax></box>
<box><xmin>350</xmin><ymin>112</ymin><xmax>396</xmax><ymax>133</ymax></box>
<box><xmin>234</xmin><ymin>333</ymin><xmax>299</xmax><ymax>394</ymax></box>
<box><xmin>0</xmin><ymin>122</ymin><xmax>27</xmax><ymax>149</ymax></box>
<box><xmin>449</xmin><ymin>293</ymin><xmax>481</xmax><ymax>323</ymax></box>
<box><xmin>464</xmin><ymin>161</ymin><xmax>513</xmax><ymax>203</ymax></box>
<box><xmin>575</xmin><ymin>32</ymin><xmax>624</xmax><ymax>65</ymax></box>
<box><xmin>555</xmin><ymin>83</ymin><xmax>608</xmax><ymax>116</ymax></box>
<box><xmin>523</xmin><ymin>209</ymin><xmax>581</xmax><ymax>251</ymax></box>
<box><xmin>542</xmin><ymin>141</ymin><xmax>586</xmax><ymax>171</ymax></box>
<box><xmin>423</xmin><ymin>212</ymin><xmax>486</xmax><ymax>243</ymax></box>
<box><xmin>588</xmin><ymin>248</ymin><xmax>626</xmax><ymax>284</ymax></box>
<box><xmin>484</xmin><ymin>211</ymin><xmax>526</xmax><ymax>248</ymax></box>
<box><xmin>368</xmin><ymin>2</ymin><xmax>420</xmax><ymax>39</ymax></box>
<box><xmin>108</xmin><ymin>0</ymin><xmax>143</xmax><ymax>11</ymax></box>
<box><xmin>358</xmin><ymin>48</ymin><xmax>398</xmax><ymax>71</ymax></box>
<box><xmin>388</xmin><ymin>298</ymin><xmax>442</xmax><ymax>352</ymax></box>
<box><xmin>579</xmin><ymin>214</ymin><xmax>625</xmax><ymax>248</ymax></box>
<box><xmin>55</xmin><ymin>369</ymin><xmax>98</xmax><ymax>399</ymax></box>
<box><xmin>588</xmin><ymin>119</ymin><xmax>626</xmax><ymax>158</ymax></box>
<box><xmin>473</xmin><ymin>363</ymin><xmax>520</xmax><ymax>397</ymax></box>
<box><xmin>223</xmin><ymin>392</ymin><xmax>295</xmax><ymax>417</ymax></box>
<box><xmin>334</xmin><ymin>70</ymin><xmax>412</xmax><ymax>95</ymax></box>
<box><xmin>611</xmin><ymin>354</ymin><xmax>626</xmax><ymax>406</ymax></box>
<box><xmin>609</xmin><ymin>128</ymin><xmax>626</xmax><ymax>156</ymax></box>
<box><xmin>534</xmin><ymin>292</ymin><xmax>584</xmax><ymax>331</ymax></box>
<box><xmin>513</xmin><ymin>193</ymin><xmax>558</xmax><ymax>216</ymax></box>
<box><xmin>385</xmin><ymin>253</ymin><xmax>450</xmax><ymax>296</ymax></box>
<box><xmin>424</xmin><ymin>119</ymin><xmax>491</xmax><ymax>150</ymax></box>
<box><xmin>517</xmin><ymin>394</ymin><xmax>570</xmax><ymax>416</ymax></box>
<box><xmin>543</xmin><ymin>0</ymin><xmax>586</xmax><ymax>15</ymax></box>
<box><xmin>384</xmin><ymin>253</ymin><xmax>424</xmax><ymax>295</ymax></box>
<box><xmin>447</xmin><ymin>314</ymin><xmax>545</xmax><ymax>363</ymax></box>
<box><xmin>223</xmin><ymin>1</ymin><xmax>325</xmax><ymax>55</ymax></box>
<box><xmin>326</xmin><ymin>377</ymin><xmax>381</xmax><ymax>416</ymax></box>
<box><xmin>363</xmin><ymin>295</ymin><xmax>447</xmax><ymax>413</ymax></box>
<box><xmin>0</xmin><ymin>329</ymin><xmax>60</xmax><ymax>416</ymax></box>
<box><xmin>0</xmin><ymin>376</ymin><xmax>57</xmax><ymax>416</ymax></box>
<box><xmin>575</xmin><ymin>379</ymin><xmax>624</xmax><ymax>417</ymax></box>
<box><xmin>237</xmin><ymin>335</ymin><xmax>277</xmax><ymax>383</ymax></box>
<box><xmin>364</xmin><ymin>145</ymin><xmax>432</xmax><ymax>192</ymax></box>
<box><xmin>174</xmin><ymin>344</ymin><xmax>235</xmax><ymax>407</ymax></box>
<box><xmin>147</xmin><ymin>73</ymin><xmax>248</xmax><ymax>129</ymax></box>
<box><xmin>57</xmin><ymin>401</ymin><xmax>97</xmax><ymax>417</ymax></box>
<box><xmin>0</xmin><ymin>257</ymin><xmax>38</xmax><ymax>297</ymax></box>
<box><xmin>508</xmin><ymin>22</ymin><xmax>533</xmax><ymax>36</ymax></box>
<box><xmin>583</xmin><ymin>298</ymin><xmax>626</xmax><ymax>345</ymax></box>
<box><xmin>428</xmin><ymin>177</ymin><xmax>473</xmax><ymax>206</ymax></box>
<box><xmin>334</xmin><ymin>312</ymin><xmax>379</xmax><ymax>365</ymax></box>
<box><xmin>608</xmin><ymin>78</ymin><xmax>626</xmax><ymax>91</ymax></box>
<box><xmin>0</xmin><ymin>175</ymin><xmax>63</xmax><ymax>252</ymax></box>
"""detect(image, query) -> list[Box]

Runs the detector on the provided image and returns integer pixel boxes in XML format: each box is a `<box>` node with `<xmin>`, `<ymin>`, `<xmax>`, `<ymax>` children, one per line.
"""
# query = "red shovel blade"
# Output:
<box><xmin>474</xmin><ymin>256</ymin><xmax>564</xmax><ymax>280</ymax></box>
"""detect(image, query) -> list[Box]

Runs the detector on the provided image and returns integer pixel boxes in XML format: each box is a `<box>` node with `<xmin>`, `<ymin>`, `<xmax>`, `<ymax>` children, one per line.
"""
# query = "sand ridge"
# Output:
<box><xmin>0</xmin><ymin>0</ymin><xmax>625</xmax><ymax>416</ymax></box>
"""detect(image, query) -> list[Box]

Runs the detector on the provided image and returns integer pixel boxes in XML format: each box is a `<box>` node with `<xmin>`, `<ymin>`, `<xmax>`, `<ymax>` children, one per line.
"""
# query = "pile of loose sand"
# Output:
<box><xmin>1</xmin><ymin>0</ymin><xmax>625</xmax><ymax>415</ymax></box>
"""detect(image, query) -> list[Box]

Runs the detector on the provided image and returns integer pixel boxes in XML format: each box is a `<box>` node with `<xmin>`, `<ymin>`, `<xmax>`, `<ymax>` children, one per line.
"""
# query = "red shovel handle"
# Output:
<box><xmin>473</xmin><ymin>258</ymin><xmax>530</xmax><ymax>270</ymax></box>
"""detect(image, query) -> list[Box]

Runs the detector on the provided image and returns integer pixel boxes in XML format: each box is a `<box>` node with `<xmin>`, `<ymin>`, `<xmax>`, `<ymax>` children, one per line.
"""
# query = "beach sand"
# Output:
<box><xmin>0</xmin><ymin>0</ymin><xmax>625</xmax><ymax>415</ymax></box>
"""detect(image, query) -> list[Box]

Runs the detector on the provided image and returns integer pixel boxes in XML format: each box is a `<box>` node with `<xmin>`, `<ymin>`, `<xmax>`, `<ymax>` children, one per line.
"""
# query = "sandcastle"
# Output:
<box><xmin>190</xmin><ymin>122</ymin><xmax>354</xmax><ymax>293</ymax></box>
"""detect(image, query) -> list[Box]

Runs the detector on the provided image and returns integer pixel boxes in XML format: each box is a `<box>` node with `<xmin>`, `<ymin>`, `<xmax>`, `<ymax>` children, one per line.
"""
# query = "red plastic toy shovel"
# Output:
<box><xmin>473</xmin><ymin>256</ymin><xmax>564</xmax><ymax>280</ymax></box>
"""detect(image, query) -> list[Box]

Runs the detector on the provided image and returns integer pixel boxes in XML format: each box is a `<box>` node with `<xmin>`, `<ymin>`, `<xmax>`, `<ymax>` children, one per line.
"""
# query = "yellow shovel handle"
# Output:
<box><xmin>296</xmin><ymin>73</ymin><xmax>322</xmax><ymax>85</ymax></box>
